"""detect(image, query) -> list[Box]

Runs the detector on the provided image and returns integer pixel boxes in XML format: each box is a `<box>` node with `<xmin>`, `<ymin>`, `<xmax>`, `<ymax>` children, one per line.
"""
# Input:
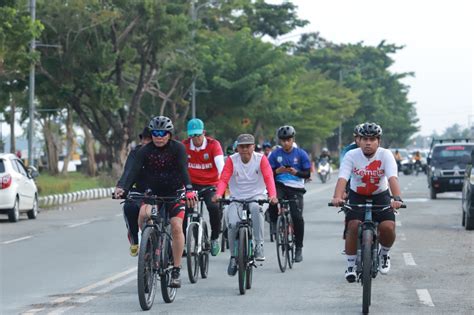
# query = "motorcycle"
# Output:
<box><xmin>317</xmin><ymin>158</ymin><xmax>331</xmax><ymax>183</ymax></box>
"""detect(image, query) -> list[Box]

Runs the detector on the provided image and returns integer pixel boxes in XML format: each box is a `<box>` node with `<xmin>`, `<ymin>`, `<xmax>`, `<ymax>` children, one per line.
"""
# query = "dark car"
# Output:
<box><xmin>462</xmin><ymin>150</ymin><xmax>474</xmax><ymax>230</ymax></box>
<box><xmin>426</xmin><ymin>139</ymin><xmax>473</xmax><ymax>199</ymax></box>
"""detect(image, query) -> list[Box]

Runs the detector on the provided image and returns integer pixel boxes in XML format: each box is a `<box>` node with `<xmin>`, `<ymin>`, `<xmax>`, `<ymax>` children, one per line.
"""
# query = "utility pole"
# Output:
<box><xmin>28</xmin><ymin>0</ymin><xmax>36</xmax><ymax>166</ymax></box>
<box><xmin>190</xmin><ymin>1</ymin><xmax>197</xmax><ymax>118</ymax></box>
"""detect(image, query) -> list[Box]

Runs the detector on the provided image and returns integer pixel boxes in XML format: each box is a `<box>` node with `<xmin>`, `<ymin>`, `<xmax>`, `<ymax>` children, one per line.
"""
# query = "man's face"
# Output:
<box><xmin>141</xmin><ymin>137</ymin><xmax>152</xmax><ymax>145</ymax></box>
<box><xmin>360</xmin><ymin>136</ymin><xmax>380</xmax><ymax>156</ymax></box>
<box><xmin>237</xmin><ymin>144</ymin><xmax>254</xmax><ymax>161</ymax></box>
<box><xmin>151</xmin><ymin>130</ymin><xmax>171</xmax><ymax>147</ymax></box>
<box><xmin>190</xmin><ymin>134</ymin><xmax>204</xmax><ymax>147</ymax></box>
<box><xmin>280</xmin><ymin>137</ymin><xmax>294</xmax><ymax>151</ymax></box>
<box><xmin>264</xmin><ymin>147</ymin><xmax>272</xmax><ymax>156</ymax></box>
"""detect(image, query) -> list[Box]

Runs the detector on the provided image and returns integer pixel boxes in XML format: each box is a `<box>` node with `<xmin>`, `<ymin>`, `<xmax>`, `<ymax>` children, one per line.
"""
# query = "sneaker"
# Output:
<box><xmin>227</xmin><ymin>257</ymin><xmax>237</xmax><ymax>276</ymax></box>
<box><xmin>379</xmin><ymin>254</ymin><xmax>391</xmax><ymax>274</ymax></box>
<box><xmin>130</xmin><ymin>244</ymin><xmax>139</xmax><ymax>257</ymax></box>
<box><xmin>345</xmin><ymin>267</ymin><xmax>357</xmax><ymax>283</ymax></box>
<box><xmin>170</xmin><ymin>267</ymin><xmax>181</xmax><ymax>288</ymax></box>
<box><xmin>211</xmin><ymin>239</ymin><xmax>220</xmax><ymax>256</ymax></box>
<box><xmin>254</xmin><ymin>243</ymin><xmax>265</xmax><ymax>261</ymax></box>
<box><xmin>295</xmin><ymin>247</ymin><xmax>303</xmax><ymax>263</ymax></box>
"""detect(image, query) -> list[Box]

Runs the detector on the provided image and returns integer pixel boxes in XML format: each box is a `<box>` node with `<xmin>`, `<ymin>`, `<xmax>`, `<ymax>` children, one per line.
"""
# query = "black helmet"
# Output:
<box><xmin>277</xmin><ymin>125</ymin><xmax>296</xmax><ymax>139</ymax></box>
<box><xmin>148</xmin><ymin>116</ymin><xmax>174</xmax><ymax>134</ymax></box>
<box><xmin>359</xmin><ymin>122</ymin><xmax>382</xmax><ymax>137</ymax></box>
<box><xmin>262</xmin><ymin>141</ymin><xmax>272</xmax><ymax>149</ymax></box>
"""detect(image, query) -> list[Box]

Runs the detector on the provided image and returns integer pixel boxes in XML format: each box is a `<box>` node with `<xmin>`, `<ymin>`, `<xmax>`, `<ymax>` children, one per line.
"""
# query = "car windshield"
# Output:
<box><xmin>432</xmin><ymin>145</ymin><xmax>473</xmax><ymax>160</ymax></box>
<box><xmin>0</xmin><ymin>159</ymin><xmax>4</xmax><ymax>173</ymax></box>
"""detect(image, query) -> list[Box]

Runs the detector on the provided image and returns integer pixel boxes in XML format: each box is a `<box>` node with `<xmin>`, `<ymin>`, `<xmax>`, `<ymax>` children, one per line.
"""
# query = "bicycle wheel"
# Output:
<box><xmin>362</xmin><ymin>229</ymin><xmax>374</xmax><ymax>314</ymax></box>
<box><xmin>137</xmin><ymin>227</ymin><xmax>158</xmax><ymax>311</ymax></box>
<box><xmin>200</xmin><ymin>222</ymin><xmax>210</xmax><ymax>279</ymax></box>
<box><xmin>238</xmin><ymin>227</ymin><xmax>249</xmax><ymax>295</ymax></box>
<box><xmin>160</xmin><ymin>234</ymin><xmax>177</xmax><ymax>303</ymax></box>
<box><xmin>276</xmin><ymin>215</ymin><xmax>288</xmax><ymax>272</ymax></box>
<box><xmin>287</xmin><ymin>218</ymin><xmax>295</xmax><ymax>269</ymax></box>
<box><xmin>245</xmin><ymin>236</ymin><xmax>253</xmax><ymax>290</ymax></box>
<box><xmin>186</xmin><ymin>223</ymin><xmax>199</xmax><ymax>283</ymax></box>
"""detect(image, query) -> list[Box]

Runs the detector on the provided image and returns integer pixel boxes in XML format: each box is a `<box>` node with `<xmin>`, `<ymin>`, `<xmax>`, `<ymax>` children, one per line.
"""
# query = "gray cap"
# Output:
<box><xmin>236</xmin><ymin>134</ymin><xmax>255</xmax><ymax>145</ymax></box>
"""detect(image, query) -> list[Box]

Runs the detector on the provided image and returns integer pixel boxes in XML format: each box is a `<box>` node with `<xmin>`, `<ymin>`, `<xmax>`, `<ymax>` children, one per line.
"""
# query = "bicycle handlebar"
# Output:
<box><xmin>218</xmin><ymin>198</ymin><xmax>269</xmax><ymax>206</ymax></box>
<box><xmin>327</xmin><ymin>202</ymin><xmax>407</xmax><ymax>209</ymax></box>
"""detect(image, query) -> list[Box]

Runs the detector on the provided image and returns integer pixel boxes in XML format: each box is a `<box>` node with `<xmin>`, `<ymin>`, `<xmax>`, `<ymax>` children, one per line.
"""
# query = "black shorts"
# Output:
<box><xmin>143</xmin><ymin>200</ymin><xmax>185</xmax><ymax>219</ymax></box>
<box><xmin>345</xmin><ymin>190</ymin><xmax>395</xmax><ymax>223</ymax></box>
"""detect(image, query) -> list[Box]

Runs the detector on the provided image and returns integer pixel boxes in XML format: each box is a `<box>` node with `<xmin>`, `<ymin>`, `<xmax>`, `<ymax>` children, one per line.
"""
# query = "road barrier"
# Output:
<box><xmin>38</xmin><ymin>187</ymin><xmax>114</xmax><ymax>207</ymax></box>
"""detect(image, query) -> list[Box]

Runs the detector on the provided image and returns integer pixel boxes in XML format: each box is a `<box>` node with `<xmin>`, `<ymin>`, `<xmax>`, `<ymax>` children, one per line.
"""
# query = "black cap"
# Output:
<box><xmin>139</xmin><ymin>127</ymin><xmax>152</xmax><ymax>139</ymax></box>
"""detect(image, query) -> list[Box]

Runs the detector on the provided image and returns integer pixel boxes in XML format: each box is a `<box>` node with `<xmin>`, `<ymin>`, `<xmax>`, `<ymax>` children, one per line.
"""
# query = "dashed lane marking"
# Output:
<box><xmin>403</xmin><ymin>252</ymin><xmax>417</xmax><ymax>266</ymax></box>
<box><xmin>2</xmin><ymin>236</ymin><xmax>33</xmax><ymax>245</ymax></box>
<box><xmin>46</xmin><ymin>306</ymin><xmax>75</xmax><ymax>315</ymax></box>
<box><xmin>67</xmin><ymin>221</ymin><xmax>92</xmax><ymax>228</ymax></box>
<box><xmin>115</xmin><ymin>213</ymin><xmax>123</xmax><ymax>217</ymax></box>
<box><xmin>399</xmin><ymin>233</ymin><xmax>407</xmax><ymax>241</ymax></box>
<box><xmin>75</xmin><ymin>266</ymin><xmax>136</xmax><ymax>294</ymax></box>
<box><xmin>417</xmin><ymin>289</ymin><xmax>435</xmax><ymax>307</ymax></box>
<box><xmin>21</xmin><ymin>308</ymin><xmax>45</xmax><ymax>315</ymax></box>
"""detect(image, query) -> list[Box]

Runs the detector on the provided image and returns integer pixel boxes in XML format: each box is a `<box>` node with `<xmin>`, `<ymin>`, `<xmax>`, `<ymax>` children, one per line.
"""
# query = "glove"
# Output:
<box><xmin>185</xmin><ymin>190</ymin><xmax>197</xmax><ymax>200</ymax></box>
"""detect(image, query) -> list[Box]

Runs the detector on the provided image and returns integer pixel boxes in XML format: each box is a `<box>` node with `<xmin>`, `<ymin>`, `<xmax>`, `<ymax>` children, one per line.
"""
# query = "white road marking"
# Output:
<box><xmin>46</xmin><ymin>306</ymin><xmax>76</xmax><ymax>315</ymax></box>
<box><xmin>68</xmin><ymin>221</ymin><xmax>91</xmax><ymax>228</ymax></box>
<box><xmin>403</xmin><ymin>198</ymin><xmax>429</xmax><ymax>202</ymax></box>
<box><xmin>96</xmin><ymin>275</ymin><xmax>135</xmax><ymax>293</ymax></box>
<box><xmin>51</xmin><ymin>296</ymin><xmax>71</xmax><ymax>304</ymax></box>
<box><xmin>22</xmin><ymin>308</ymin><xmax>45</xmax><ymax>315</ymax></box>
<box><xmin>75</xmin><ymin>266</ymin><xmax>137</xmax><ymax>294</ymax></box>
<box><xmin>417</xmin><ymin>289</ymin><xmax>435</xmax><ymax>307</ymax></box>
<box><xmin>2</xmin><ymin>236</ymin><xmax>33</xmax><ymax>244</ymax></box>
<box><xmin>403</xmin><ymin>253</ymin><xmax>417</xmax><ymax>266</ymax></box>
<box><xmin>396</xmin><ymin>221</ymin><xmax>402</xmax><ymax>227</ymax></box>
<box><xmin>399</xmin><ymin>233</ymin><xmax>407</xmax><ymax>241</ymax></box>
<box><xmin>116</xmin><ymin>213</ymin><xmax>123</xmax><ymax>217</ymax></box>
<box><xmin>75</xmin><ymin>295</ymin><xmax>97</xmax><ymax>304</ymax></box>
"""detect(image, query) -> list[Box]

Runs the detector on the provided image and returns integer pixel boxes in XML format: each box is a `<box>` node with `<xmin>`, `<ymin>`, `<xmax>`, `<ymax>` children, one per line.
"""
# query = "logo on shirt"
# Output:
<box><xmin>277</xmin><ymin>156</ymin><xmax>283</xmax><ymax>163</ymax></box>
<box><xmin>293</xmin><ymin>157</ymin><xmax>298</xmax><ymax>164</ymax></box>
<box><xmin>353</xmin><ymin>160</ymin><xmax>383</xmax><ymax>195</ymax></box>
<box><xmin>203</xmin><ymin>153</ymin><xmax>209</xmax><ymax>160</ymax></box>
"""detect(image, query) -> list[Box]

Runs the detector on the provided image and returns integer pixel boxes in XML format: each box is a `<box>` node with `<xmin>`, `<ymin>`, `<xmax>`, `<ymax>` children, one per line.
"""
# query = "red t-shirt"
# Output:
<box><xmin>183</xmin><ymin>137</ymin><xmax>223</xmax><ymax>186</ymax></box>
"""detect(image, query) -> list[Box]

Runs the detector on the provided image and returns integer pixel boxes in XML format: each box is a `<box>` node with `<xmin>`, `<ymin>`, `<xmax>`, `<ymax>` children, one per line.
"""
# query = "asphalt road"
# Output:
<box><xmin>1</xmin><ymin>173</ymin><xmax>473</xmax><ymax>314</ymax></box>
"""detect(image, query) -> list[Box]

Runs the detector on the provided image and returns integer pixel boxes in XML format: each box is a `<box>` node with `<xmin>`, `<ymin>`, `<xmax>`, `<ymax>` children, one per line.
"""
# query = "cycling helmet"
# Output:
<box><xmin>322</xmin><ymin>147</ymin><xmax>329</xmax><ymax>153</ymax></box>
<box><xmin>255</xmin><ymin>144</ymin><xmax>262</xmax><ymax>152</ymax></box>
<box><xmin>277</xmin><ymin>125</ymin><xmax>296</xmax><ymax>139</ymax></box>
<box><xmin>359</xmin><ymin>122</ymin><xmax>382</xmax><ymax>137</ymax></box>
<box><xmin>353</xmin><ymin>123</ymin><xmax>363</xmax><ymax>137</ymax></box>
<box><xmin>262</xmin><ymin>141</ymin><xmax>272</xmax><ymax>149</ymax></box>
<box><xmin>148</xmin><ymin>116</ymin><xmax>174</xmax><ymax>134</ymax></box>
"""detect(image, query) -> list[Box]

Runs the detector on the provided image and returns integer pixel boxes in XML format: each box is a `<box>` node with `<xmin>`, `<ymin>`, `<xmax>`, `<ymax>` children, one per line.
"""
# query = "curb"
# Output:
<box><xmin>38</xmin><ymin>187</ymin><xmax>114</xmax><ymax>208</ymax></box>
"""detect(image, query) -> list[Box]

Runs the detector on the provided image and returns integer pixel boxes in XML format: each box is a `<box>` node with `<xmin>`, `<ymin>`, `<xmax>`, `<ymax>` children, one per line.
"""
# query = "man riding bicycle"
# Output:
<box><xmin>331</xmin><ymin>122</ymin><xmax>403</xmax><ymax>282</ymax></box>
<box><xmin>115</xmin><ymin>116</ymin><xmax>198</xmax><ymax>288</ymax></box>
<box><xmin>267</xmin><ymin>125</ymin><xmax>311</xmax><ymax>263</ymax></box>
<box><xmin>212</xmin><ymin>134</ymin><xmax>278</xmax><ymax>276</ymax></box>
<box><xmin>183</xmin><ymin>118</ymin><xmax>225</xmax><ymax>256</ymax></box>
<box><xmin>115</xmin><ymin>127</ymin><xmax>152</xmax><ymax>257</ymax></box>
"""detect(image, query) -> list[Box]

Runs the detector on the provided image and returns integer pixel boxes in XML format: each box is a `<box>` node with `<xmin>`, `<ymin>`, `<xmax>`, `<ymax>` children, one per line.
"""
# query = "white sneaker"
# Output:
<box><xmin>345</xmin><ymin>267</ymin><xmax>356</xmax><ymax>283</ymax></box>
<box><xmin>254</xmin><ymin>243</ymin><xmax>265</xmax><ymax>261</ymax></box>
<box><xmin>379</xmin><ymin>254</ymin><xmax>391</xmax><ymax>274</ymax></box>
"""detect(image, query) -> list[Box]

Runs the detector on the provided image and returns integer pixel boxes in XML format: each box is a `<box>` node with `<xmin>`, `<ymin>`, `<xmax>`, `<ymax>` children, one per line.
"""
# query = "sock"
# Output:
<box><xmin>379</xmin><ymin>246</ymin><xmax>391</xmax><ymax>256</ymax></box>
<box><xmin>347</xmin><ymin>255</ymin><xmax>357</xmax><ymax>268</ymax></box>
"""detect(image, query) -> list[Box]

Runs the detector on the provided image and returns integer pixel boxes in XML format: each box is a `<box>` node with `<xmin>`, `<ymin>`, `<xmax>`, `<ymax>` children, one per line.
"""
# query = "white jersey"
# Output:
<box><xmin>339</xmin><ymin>147</ymin><xmax>398</xmax><ymax>196</ymax></box>
<box><xmin>228</xmin><ymin>152</ymin><xmax>267</xmax><ymax>199</ymax></box>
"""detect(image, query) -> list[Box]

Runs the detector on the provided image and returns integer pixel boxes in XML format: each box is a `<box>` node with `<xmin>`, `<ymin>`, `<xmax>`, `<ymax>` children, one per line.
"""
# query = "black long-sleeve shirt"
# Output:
<box><xmin>123</xmin><ymin>140</ymin><xmax>192</xmax><ymax>196</ymax></box>
<box><xmin>117</xmin><ymin>145</ymin><xmax>147</xmax><ymax>193</ymax></box>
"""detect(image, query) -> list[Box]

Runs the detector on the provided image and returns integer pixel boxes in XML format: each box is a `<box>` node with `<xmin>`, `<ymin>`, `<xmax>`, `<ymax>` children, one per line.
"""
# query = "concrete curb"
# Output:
<box><xmin>38</xmin><ymin>187</ymin><xmax>114</xmax><ymax>208</ymax></box>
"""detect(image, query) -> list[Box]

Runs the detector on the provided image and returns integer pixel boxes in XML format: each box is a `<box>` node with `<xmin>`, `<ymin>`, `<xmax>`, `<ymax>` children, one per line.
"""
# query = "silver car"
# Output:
<box><xmin>0</xmin><ymin>153</ymin><xmax>39</xmax><ymax>222</ymax></box>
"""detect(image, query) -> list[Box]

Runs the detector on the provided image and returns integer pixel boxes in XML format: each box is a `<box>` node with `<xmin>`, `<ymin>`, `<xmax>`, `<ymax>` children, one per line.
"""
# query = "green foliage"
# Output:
<box><xmin>36</xmin><ymin>172</ymin><xmax>108</xmax><ymax>195</ymax></box>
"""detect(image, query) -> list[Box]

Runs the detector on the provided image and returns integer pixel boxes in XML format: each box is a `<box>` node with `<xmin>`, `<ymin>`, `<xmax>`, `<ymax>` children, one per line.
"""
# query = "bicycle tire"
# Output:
<box><xmin>287</xmin><ymin>217</ymin><xmax>294</xmax><ymax>269</ymax></box>
<box><xmin>221</xmin><ymin>227</ymin><xmax>227</xmax><ymax>253</ymax></box>
<box><xmin>276</xmin><ymin>215</ymin><xmax>288</xmax><ymax>272</ymax></box>
<box><xmin>186</xmin><ymin>223</ymin><xmax>199</xmax><ymax>283</ymax></box>
<box><xmin>160</xmin><ymin>233</ymin><xmax>177</xmax><ymax>303</ymax></box>
<box><xmin>238</xmin><ymin>227</ymin><xmax>248</xmax><ymax>295</ymax></box>
<box><xmin>362</xmin><ymin>229</ymin><xmax>373</xmax><ymax>314</ymax></box>
<box><xmin>137</xmin><ymin>227</ymin><xmax>158</xmax><ymax>310</ymax></box>
<box><xmin>200</xmin><ymin>222</ymin><xmax>210</xmax><ymax>279</ymax></box>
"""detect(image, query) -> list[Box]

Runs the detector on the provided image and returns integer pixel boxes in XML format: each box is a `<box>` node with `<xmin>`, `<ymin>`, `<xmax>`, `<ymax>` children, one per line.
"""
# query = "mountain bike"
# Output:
<box><xmin>119</xmin><ymin>190</ymin><xmax>186</xmax><ymax>310</ymax></box>
<box><xmin>275</xmin><ymin>198</ymin><xmax>297</xmax><ymax>272</ymax></box>
<box><xmin>185</xmin><ymin>187</ymin><xmax>214</xmax><ymax>283</ymax></box>
<box><xmin>329</xmin><ymin>201</ymin><xmax>406</xmax><ymax>314</ymax></box>
<box><xmin>219</xmin><ymin>198</ymin><xmax>269</xmax><ymax>295</ymax></box>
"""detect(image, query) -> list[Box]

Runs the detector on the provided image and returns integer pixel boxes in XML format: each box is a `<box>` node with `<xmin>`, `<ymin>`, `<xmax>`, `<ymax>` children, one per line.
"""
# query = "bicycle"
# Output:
<box><xmin>275</xmin><ymin>198</ymin><xmax>297</xmax><ymax>272</ymax></box>
<box><xmin>220</xmin><ymin>204</ymin><xmax>229</xmax><ymax>253</ymax></box>
<box><xmin>219</xmin><ymin>198</ymin><xmax>269</xmax><ymax>295</ymax></box>
<box><xmin>328</xmin><ymin>201</ymin><xmax>406</xmax><ymax>314</ymax></box>
<box><xmin>185</xmin><ymin>187</ymin><xmax>214</xmax><ymax>283</ymax></box>
<box><xmin>117</xmin><ymin>190</ymin><xmax>186</xmax><ymax>310</ymax></box>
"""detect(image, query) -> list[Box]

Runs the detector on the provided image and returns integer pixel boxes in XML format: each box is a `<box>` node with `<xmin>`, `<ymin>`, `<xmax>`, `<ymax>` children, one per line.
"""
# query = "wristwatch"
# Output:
<box><xmin>392</xmin><ymin>195</ymin><xmax>403</xmax><ymax>202</ymax></box>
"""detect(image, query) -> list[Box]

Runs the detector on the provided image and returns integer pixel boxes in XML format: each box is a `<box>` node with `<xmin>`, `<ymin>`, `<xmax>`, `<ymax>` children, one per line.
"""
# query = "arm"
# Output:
<box><xmin>116</xmin><ymin>147</ymin><xmax>138</xmax><ymax>188</ymax></box>
<box><xmin>214</xmin><ymin>155</ymin><xmax>225</xmax><ymax>176</ymax></box>
<box><xmin>331</xmin><ymin>151</ymin><xmax>353</xmax><ymax>205</ymax></box>
<box><xmin>216</xmin><ymin>158</ymin><xmax>233</xmax><ymax>196</ymax></box>
<box><xmin>122</xmin><ymin>145</ymin><xmax>146</xmax><ymax>191</ymax></box>
<box><xmin>177</xmin><ymin>142</ymin><xmax>193</xmax><ymax>190</ymax></box>
<box><xmin>260</xmin><ymin>155</ymin><xmax>277</xmax><ymax>198</ymax></box>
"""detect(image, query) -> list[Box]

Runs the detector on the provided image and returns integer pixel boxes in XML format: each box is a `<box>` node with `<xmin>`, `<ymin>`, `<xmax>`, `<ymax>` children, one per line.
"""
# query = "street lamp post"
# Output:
<box><xmin>28</xmin><ymin>0</ymin><xmax>36</xmax><ymax>167</ymax></box>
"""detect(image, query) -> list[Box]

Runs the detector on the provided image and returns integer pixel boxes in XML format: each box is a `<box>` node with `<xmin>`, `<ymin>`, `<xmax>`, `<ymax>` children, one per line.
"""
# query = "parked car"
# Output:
<box><xmin>462</xmin><ymin>149</ymin><xmax>474</xmax><ymax>230</ymax></box>
<box><xmin>0</xmin><ymin>153</ymin><xmax>39</xmax><ymax>222</ymax></box>
<box><xmin>427</xmin><ymin>139</ymin><xmax>473</xmax><ymax>199</ymax></box>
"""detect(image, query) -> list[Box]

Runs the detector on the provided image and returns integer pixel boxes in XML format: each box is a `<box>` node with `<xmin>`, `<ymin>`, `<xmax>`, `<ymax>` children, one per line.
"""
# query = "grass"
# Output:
<box><xmin>36</xmin><ymin>172</ymin><xmax>113</xmax><ymax>196</ymax></box>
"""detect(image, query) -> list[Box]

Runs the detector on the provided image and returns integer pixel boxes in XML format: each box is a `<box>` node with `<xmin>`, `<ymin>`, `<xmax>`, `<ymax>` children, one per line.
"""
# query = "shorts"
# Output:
<box><xmin>345</xmin><ymin>190</ymin><xmax>395</xmax><ymax>223</ymax></box>
<box><xmin>143</xmin><ymin>199</ymin><xmax>185</xmax><ymax>220</ymax></box>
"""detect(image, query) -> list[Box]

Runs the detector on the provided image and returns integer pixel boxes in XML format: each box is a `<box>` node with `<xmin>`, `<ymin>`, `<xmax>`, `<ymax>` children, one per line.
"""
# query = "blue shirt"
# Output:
<box><xmin>269</xmin><ymin>147</ymin><xmax>311</xmax><ymax>189</ymax></box>
<box><xmin>341</xmin><ymin>142</ymin><xmax>358</xmax><ymax>161</ymax></box>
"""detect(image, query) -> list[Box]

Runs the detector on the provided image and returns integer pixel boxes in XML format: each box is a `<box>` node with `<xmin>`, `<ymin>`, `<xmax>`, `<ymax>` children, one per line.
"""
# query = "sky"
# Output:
<box><xmin>269</xmin><ymin>0</ymin><xmax>473</xmax><ymax>135</ymax></box>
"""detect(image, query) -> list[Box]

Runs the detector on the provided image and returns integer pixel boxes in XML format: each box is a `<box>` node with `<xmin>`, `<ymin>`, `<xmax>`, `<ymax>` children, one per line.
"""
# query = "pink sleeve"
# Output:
<box><xmin>260</xmin><ymin>155</ymin><xmax>277</xmax><ymax>198</ymax></box>
<box><xmin>216</xmin><ymin>158</ymin><xmax>233</xmax><ymax>196</ymax></box>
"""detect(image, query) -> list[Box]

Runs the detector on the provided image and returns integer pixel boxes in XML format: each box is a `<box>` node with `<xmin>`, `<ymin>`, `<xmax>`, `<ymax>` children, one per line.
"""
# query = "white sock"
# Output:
<box><xmin>347</xmin><ymin>255</ymin><xmax>357</xmax><ymax>268</ymax></box>
<box><xmin>380</xmin><ymin>246</ymin><xmax>391</xmax><ymax>256</ymax></box>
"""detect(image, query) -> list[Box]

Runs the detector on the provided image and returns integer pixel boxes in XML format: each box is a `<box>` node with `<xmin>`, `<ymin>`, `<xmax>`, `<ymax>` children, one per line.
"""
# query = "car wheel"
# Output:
<box><xmin>465</xmin><ymin>198</ymin><xmax>474</xmax><ymax>231</ymax></box>
<box><xmin>8</xmin><ymin>197</ymin><xmax>20</xmax><ymax>223</ymax></box>
<box><xmin>27</xmin><ymin>195</ymin><xmax>38</xmax><ymax>219</ymax></box>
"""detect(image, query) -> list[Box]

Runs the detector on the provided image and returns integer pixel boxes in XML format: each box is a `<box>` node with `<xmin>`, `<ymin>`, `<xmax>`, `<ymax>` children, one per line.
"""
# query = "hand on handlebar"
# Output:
<box><xmin>269</xmin><ymin>196</ymin><xmax>278</xmax><ymax>205</ymax></box>
<box><xmin>391</xmin><ymin>200</ymin><xmax>403</xmax><ymax>210</ymax></box>
<box><xmin>185</xmin><ymin>190</ymin><xmax>198</xmax><ymax>208</ymax></box>
<box><xmin>211</xmin><ymin>194</ymin><xmax>221</xmax><ymax>203</ymax></box>
<box><xmin>331</xmin><ymin>197</ymin><xmax>345</xmax><ymax>207</ymax></box>
<box><xmin>114</xmin><ymin>187</ymin><xmax>125</xmax><ymax>199</ymax></box>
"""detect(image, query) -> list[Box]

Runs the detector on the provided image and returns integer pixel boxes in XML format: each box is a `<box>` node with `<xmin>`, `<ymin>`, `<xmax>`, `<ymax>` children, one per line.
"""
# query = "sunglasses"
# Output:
<box><xmin>190</xmin><ymin>134</ymin><xmax>203</xmax><ymax>138</ymax></box>
<box><xmin>151</xmin><ymin>130</ymin><xmax>169</xmax><ymax>137</ymax></box>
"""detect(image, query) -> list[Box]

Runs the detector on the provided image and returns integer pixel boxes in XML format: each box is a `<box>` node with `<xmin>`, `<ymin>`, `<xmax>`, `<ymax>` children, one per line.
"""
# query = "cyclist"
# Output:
<box><xmin>267</xmin><ymin>125</ymin><xmax>311</xmax><ymax>263</ymax></box>
<box><xmin>116</xmin><ymin>116</ymin><xmax>198</xmax><ymax>288</ymax></box>
<box><xmin>212</xmin><ymin>134</ymin><xmax>278</xmax><ymax>275</ymax></box>
<box><xmin>115</xmin><ymin>127</ymin><xmax>152</xmax><ymax>257</ymax></box>
<box><xmin>331</xmin><ymin>122</ymin><xmax>403</xmax><ymax>283</ymax></box>
<box><xmin>183</xmin><ymin>118</ymin><xmax>224</xmax><ymax>256</ymax></box>
<box><xmin>394</xmin><ymin>150</ymin><xmax>402</xmax><ymax>174</ymax></box>
<box><xmin>413</xmin><ymin>151</ymin><xmax>422</xmax><ymax>174</ymax></box>
<box><xmin>262</xmin><ymin>141</ymin><xmax>273</xmax><ymax>157</ymax></box>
